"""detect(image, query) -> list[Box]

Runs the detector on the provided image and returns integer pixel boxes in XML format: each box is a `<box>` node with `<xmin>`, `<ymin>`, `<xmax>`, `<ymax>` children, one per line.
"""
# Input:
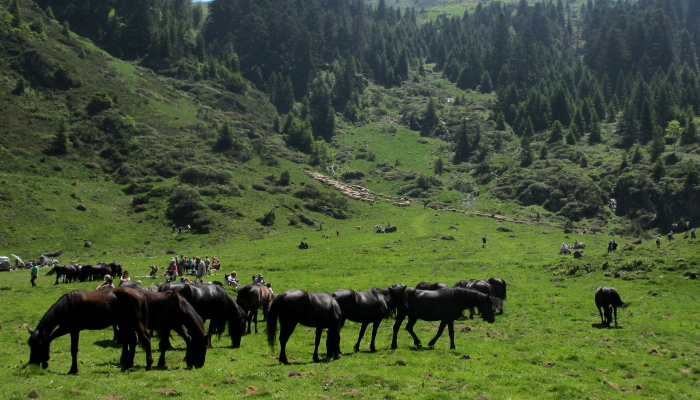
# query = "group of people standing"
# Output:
<box><xmin>166</xmin><ymin>255</ymin><xmax>220</xmax><ymax>280</ymax></box>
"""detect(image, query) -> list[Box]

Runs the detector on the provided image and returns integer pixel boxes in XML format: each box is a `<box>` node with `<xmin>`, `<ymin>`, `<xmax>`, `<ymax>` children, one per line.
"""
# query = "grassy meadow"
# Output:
<box><xmin>1</xmin><ymin>201</ymin><xmax>699</xmax><ymax>399</ymax></box>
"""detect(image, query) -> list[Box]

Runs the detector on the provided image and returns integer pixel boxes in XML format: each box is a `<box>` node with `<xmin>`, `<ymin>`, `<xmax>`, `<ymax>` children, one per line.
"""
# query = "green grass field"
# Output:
<box><xmin>2</xmin><ymin>203</ymin><xmax>698</xmax><ymax>399</ymax></box>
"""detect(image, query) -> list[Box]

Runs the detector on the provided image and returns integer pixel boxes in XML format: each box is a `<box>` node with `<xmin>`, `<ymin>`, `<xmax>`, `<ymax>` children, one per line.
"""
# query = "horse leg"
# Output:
<box><xmin>313</xmin><ymin>327</ymin><xmax>323</xmax><ymax>362</ymax></box>
<box><xmin>327</xmin><ymin>328</ymin><xmax>341</xmax><ymax>360</ymax></box>
<box><xmin>135</xmin><ymin>323</ymin><xmax>153</xmax><ymax>371</ymax></box>
<box><xmin>120</xmin><ymin>330</ymin><xmax>137</xmax><ymax>371</ymax></box>
<box><xmin>69</xmin><ymin>331</ymin><xmax>80</xmax><ymax>374</ymax></box>
<box><xmin>405</xmin><ymin>317</ymin><xmax>422</xmax><ymax>349</ymax></box>
<box><xmin>597</xmin><ymin>306</ymin><xmax>605</xmax><ymax>325</ymax></box>
<box><xmin>428</xmin><ymin>321</ymin><xmax>447</xmax><ymax>348</ymax></box>
<box><xmin>391</xmin><ymin>312</ymin><xmax>406</xmax><ymax>349</ymax></box>
<box><xmin>253</xmin><ymin>307</ymin><xmax>259</xmax><ymax>334</ymax></box>
<box><xmin>278</xmin><ymin>321</ymin><xmax>296</xmax><ymax>365</ymax></box>
<box><xmin>447</xmin><ymin>321</ymin><xmax>456</xmax><ymax>350</ymax></box>
<box><xmin>157</xmin><ymin>331</ymin><xmax>168</xmax><ymax>369</ymax></box>
<box><xmin>469</xmin><ymin>307</ymin><xmax>475</xmax><ymax>319</ymax></box>
<box><xmin>355</xmin><ymin>322</ymin><xmax>369</xmax><ymax>352</ymax></box>
<box><xmin>369</xmin><ymin>321</ymin><xmax>381</xmax><ymax>353</ymax></box>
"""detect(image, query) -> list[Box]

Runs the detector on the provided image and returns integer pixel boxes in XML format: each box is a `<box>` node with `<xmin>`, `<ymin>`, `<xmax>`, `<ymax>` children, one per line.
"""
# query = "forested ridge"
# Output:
<box><xmin>3</xmin><ymin>0</ymin><xmax>700</xmax><ymax>233</ymax></box>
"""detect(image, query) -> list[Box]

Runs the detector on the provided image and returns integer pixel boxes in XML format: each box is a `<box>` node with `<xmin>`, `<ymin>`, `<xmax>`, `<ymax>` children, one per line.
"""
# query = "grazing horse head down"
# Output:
<box><xmin>392</xmin><ymin>287</ymin><xmax>497</xmax><ymax>350</ymax></box>
<box><xmin>136</xmin><ymin>289</ymin><xmax>209</xmax><ymax>369</ymax></box>
<box><xmin>267</xmin><ymin>289</ymin><xmax>343</xmax><ymax>364</ymax></box>
<box><xmin>27</xmin><ymin>287</ymin><xmax>152</xmax><ymax>374</ymax></box>
<box><xmin>595</xmin><ymin>286</ymin><xmax>631</xmax><ymax>328</ymax></box>
<box><xmin>159</xmin><ymin>282</ymin><xmax>246</xmax><ymax>348</ymax></box>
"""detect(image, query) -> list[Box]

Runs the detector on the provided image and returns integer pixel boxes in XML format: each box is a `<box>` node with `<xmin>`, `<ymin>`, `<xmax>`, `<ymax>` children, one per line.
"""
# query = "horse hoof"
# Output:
<box><xmin>68</xmin><ymin>369</ymin><xmax>78</xmax><ymax>375</ymax></box>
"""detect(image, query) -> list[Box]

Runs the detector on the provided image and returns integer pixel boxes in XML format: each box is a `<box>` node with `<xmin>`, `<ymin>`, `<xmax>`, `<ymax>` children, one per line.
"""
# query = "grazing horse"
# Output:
<box><xmin>159</xmin><ymin>282</ymin><xmax>245</xmax><ymax>348</ymax></box>
<box><xmin>27</xmin><ymin>287</ymin><xmax>153</xmax><ymax>374</ymax></box>
<box><xmin>332</xmin><ymin>284</ymin><xmax>407</xmax><ymax>352</ymax></box>
<box><xmin>595</xmin><ymin>286</ymin><xmax>631</xmax><ymax>327</ymax></box>
<box><xmin>45</xmin><ymin>264</ymin><xmax>81</xmax><ymax>284</ymax></box>
<box><xmin>136</xmin><ymin>290</ymin><xmax>209</xmax><ymax>369</ymax></box>
<box><xmin>486</xmin><ymin>277</ymin><xmax>507</xmax><ymax>314</ymax></box>
<box><xmin>236</xmin><ymin>284</ymin><xmax>274</xmax><ymax>334</ymax></box>
<box><xmin>415</xmin><ymin>281</ymin><xmax>448</xmax><ymax>290</ymax></box>
<box><xmin>453</xmin><ymin>279</ymin><xmax>493</xmax><ymax>319</ymax></box>
<box><xmin>391</xmin><ymin>287</ymin><xmax>498</xmax><ymax>350</ymax></box>
<box><xmin>267</xmin><ymin>289</ymin><xmax>343</xmax><ymax>364</ymax></box>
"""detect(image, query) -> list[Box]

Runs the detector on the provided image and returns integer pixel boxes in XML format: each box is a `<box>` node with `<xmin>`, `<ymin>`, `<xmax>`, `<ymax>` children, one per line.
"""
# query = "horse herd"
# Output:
<box><xmin>27</xmin><ymin>276</ymin><xmax>628</xmax><ymax>374</ymax></box>
<box><xmin>45</xmin><ymin>262</ymin><xmax>123</xmax><ymax>284</ymax></box>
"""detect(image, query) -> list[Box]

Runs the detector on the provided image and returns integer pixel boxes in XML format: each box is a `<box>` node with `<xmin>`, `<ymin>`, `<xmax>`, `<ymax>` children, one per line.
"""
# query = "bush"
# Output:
<box><xmin>166</xmin><ymin>186</ymin><xmax>206</xmax><ymax>226</ymax></box>
<box><xmin>293</xmin><ymin>183</ymin><xmax>320</xmax><ymax>199</ymax></box>
<box><xmin>178</xmin><ymin>165</ymin><xmax>232</xmax><ymax>186</ymax></box>
<box><xmin>86</xmin><ymin>91</ymin><xmax>112</xmax><ymax>115</ymax></box>
<box><xmin>341</xmin><ymin>170</ymin><xmax>365</xmax><ymax>181</ymax></box>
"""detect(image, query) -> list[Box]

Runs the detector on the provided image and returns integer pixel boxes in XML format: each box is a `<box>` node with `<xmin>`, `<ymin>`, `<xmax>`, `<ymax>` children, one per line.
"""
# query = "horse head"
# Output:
<box><xmin>479</xmin><ymin>296</ymin><xmax>497</xmax><ymax>323</ymax></box>
<box><xmin>184</xmin><ymin>332</ymin><xmax>209</xmax><ymax>369</ymax></box>
<box><xmin>27</xmin><ymin>326</ymin><xmax>50</xmax><ymax>369</ymax></box>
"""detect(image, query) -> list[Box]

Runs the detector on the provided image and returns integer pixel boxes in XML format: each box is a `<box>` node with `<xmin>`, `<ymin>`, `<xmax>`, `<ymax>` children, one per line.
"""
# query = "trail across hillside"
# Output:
<box><xmin>304</xmin><ymin>170</ymin><xmax>524</xmax><ymax>224</ymax></box>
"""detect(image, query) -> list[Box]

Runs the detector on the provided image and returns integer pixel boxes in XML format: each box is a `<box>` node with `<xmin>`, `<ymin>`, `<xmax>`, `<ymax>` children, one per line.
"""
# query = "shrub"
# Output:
<box><xmin>178</xmin><ymin>165</ymin><xmax>232</xmax><ymax>186</ymax></box>
<box><xmin>166</xmin><ymin>186</ymin><xmax>206</xmax><ymax>226</ymax></box>
<box><xmin>86</xmin><ymin>91</ymin><xmax>112</xmax><ymax>115</ymax></box>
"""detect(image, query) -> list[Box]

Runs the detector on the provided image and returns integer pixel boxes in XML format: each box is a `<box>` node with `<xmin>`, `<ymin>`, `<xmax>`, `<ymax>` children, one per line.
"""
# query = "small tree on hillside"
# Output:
<box><xmin>664</xmin><ymin>119</ymin><xmax>683</xmax><ymax>157</ymax></box>
<box><xmin>421</xmin><ymin>97</ymin><xmax>439</xmax><ymax>136</ymax></box>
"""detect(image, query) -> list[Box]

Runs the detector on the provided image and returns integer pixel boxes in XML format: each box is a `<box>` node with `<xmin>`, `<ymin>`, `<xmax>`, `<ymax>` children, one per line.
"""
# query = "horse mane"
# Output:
<box><xmin>173</xmin><ymin>292</ymin><xmax>206</xmax><ymax>338</ymax></box>
<box><xmin>36</xmin><ymin>291</ymin><xmax>87</xmax><ymax>333</ymax></box>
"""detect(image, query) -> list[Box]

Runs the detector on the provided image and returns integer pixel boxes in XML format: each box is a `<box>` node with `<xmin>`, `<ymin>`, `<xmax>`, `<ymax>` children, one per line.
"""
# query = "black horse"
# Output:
<box><xmin>595</xmin><ymin>286</ymin><xmax>631</xmax><ymax>327</ymax></box>
<box><xmin>415</xmin><ymin>281</ymin><xmax>448</xmax><ymax>290</ymax></box>
<box><xmin>27</xmin><ymin>287</ymin><xmax>153</xmax><ymax>374</ymax></box>
<box><xmin>267</xmin><ymin>289</ymin><xmax>343</xmax><ymax>364</ymax></box>
<box><xmin>237</xmin><ymin>284</ymin><xmax>274</xmax><ymax>334</ymax></box>
<box><xmin>391</xmin><ymin>287</ymin><xmax>498</xmax><ymax>350</ymax></box>
<box><xmin>136</xmin><ymin>289</ymin><xmax>209</xmax><ymax>369</ymax></box>
<box><xmin>453</xmin><ymin>279</ymin><xmax>493</xmax><ymax>319</ymax></box>
<box><xmin>332</xmin><ymin>284</ymin><xmax>407</xmax><ymax>352</ymax></box>
<box><xmin>159</xmin><ymin>282</ymin><xmax>245</xmax><ymax>348</ymax></box>
<box><xmin>486</xmin><ymin>277</ymin><xmax>507</xmax><ymax>314</ymax></box>
<box><xmin>45</xmin><ymin>264</ymin><xmax>81</xmax><ymax>284</ymax></box>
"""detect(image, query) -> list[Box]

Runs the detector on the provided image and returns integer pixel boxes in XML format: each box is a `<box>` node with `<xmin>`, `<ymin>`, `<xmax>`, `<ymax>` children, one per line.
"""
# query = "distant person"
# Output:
<box><xmin>120</xmin><ymin>271</ymin><xmax>131</xmax><ymax>285</ymax></box>
<box><xmin>96</xmin><ymin>275</ymin><xmax>114</xmax><ymax>290</ymax></box>
<box><xmin>691</xmin><ymin>227</ymin><xmax>696</xmax><ymax>240</ymax></box>
<box><xmin>204</xmin><ymin>257</ymin><xmax>211</xmax><ymax>274</ymax></box>
<box><xmin>195</xmin><ymin>257</ymin><xmax>206</xmax><ymax>279</ymax></box>
<box><xmin>254</xmin><ymin>274</ymin><xmax>265</xmax><ymax>285</ymax></box>
<box><xmin>482</xmin><ymin>235</ymin><xmax>487</xmax><ymax>248</ymax></box>
<box><xmin>655</xmin><ymin>236</ymin><xmax>661</xmax><ymax>248</ymax></box>
<box><xmin>667</xmin><ymin>232</ymin><xmax>675</xmax><ymax>244</ymax></box>
<box><xmin>30</xmin><ymin>262</ymin><xmax>39</xmax><ymax>287</ymax></box>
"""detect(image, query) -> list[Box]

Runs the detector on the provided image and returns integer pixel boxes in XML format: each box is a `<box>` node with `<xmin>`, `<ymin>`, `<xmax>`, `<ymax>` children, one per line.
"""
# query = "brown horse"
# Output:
<box><xmin>27</xmin><ymin>287</ymin><xmax>153</xmax><ymax>374</ymax></box>
<box><xmin>236</xmin><ymin>284</ymin><xmax>274</xmax><ymax>334</ymax></box>
<box><xmin>136</xmin><ymin>289</ymin><xmax>209</xmax><ymax>369</ymax></box>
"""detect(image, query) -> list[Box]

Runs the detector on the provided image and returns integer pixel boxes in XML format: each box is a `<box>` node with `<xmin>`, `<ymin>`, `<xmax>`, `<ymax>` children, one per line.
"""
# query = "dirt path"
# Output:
<box><xmin>304</xmin><ymin>170</ymin><xmax>524</xmax><ymax>224</ymax></box>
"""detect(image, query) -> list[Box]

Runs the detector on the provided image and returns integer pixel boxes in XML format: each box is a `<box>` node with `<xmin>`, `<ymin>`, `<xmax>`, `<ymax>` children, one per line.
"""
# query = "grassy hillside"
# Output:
<box><xmin>1</xmin><ymin>207</ymin><xmax>699</xmax><ymax>399</ymax></box>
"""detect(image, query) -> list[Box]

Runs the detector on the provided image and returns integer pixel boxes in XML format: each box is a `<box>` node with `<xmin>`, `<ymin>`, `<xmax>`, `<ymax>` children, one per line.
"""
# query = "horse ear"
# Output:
<box><xmin>27</xmin><ymin>327</ymin><xmax>35</xmax><ymax>335</ymax></box>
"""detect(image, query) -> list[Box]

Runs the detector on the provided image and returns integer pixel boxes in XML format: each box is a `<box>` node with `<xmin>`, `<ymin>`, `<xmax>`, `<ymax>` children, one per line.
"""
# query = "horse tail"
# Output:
<box><xmin>266</xmin><ymin>293</ymin><xmax>282</xmax><ymax>350</ymax></box>
<box><xmin>609</xmin><ymin>290</ymin><xmax>630</xmax><ymax>309</ymax></box>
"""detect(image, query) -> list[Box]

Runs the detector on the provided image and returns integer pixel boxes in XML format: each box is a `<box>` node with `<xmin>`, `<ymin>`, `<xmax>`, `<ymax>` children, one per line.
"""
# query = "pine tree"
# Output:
<box><xmin>421</xmin><ymin>97</ymin><xmax>439</xmax><ymax>136</ymax></box>
<box><xmin>214</xmin><ymin>122</ymin><xmax>235</xmax><ymax>151</ymax></box>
